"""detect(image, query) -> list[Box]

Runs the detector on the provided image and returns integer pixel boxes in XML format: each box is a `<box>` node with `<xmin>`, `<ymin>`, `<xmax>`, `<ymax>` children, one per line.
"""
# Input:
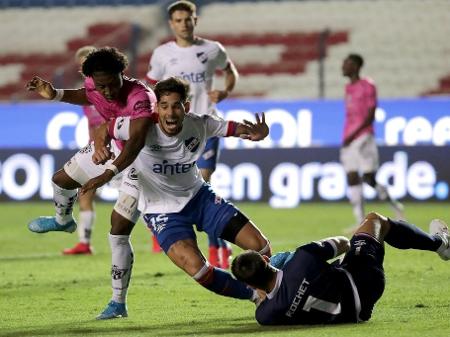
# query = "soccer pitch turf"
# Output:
<box><xmin>0</xmin><ymin>201</ymin><xmax>448</xmax><ymax>337</ymax></box>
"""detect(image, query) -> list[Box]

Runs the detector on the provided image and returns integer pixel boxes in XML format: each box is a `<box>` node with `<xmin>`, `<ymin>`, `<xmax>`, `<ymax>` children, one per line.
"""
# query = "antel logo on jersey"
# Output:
<box><xmin>152</xmin><ymin>160</ymin><xmax>196</xmax><ymax>175</ymax></box>
<box><xmin>184</xmin><ymin>137</ymin><xmax>200</xmax><ymax>152</ymax></box>
<box><xmin>196</xmin><ymin>52</ymin><xmax>208</xmax><ymax>64</ymax></box>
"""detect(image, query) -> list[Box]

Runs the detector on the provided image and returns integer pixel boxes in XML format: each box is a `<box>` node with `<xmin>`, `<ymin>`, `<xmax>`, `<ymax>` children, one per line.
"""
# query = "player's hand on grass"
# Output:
<box><xmin>239</xmin><ymin>112</ymin><xmax>269</xmax><ymax>141</ymax></box>
<box><xmin>25</xmin><ymin>76</ymin><xmax>58</xmax><ymax>100</ymax></box>
<box><xmin>80</xmin><ymin>171</ymin><xmax>114</xmax><ymax>195</ymax></box>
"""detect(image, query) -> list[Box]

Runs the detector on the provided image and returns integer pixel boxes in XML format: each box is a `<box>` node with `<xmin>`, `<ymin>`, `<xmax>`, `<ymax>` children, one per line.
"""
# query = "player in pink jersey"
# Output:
<box><xmin>340</xmin><ymin>54</ymin><xmax>404</xmax><ymax>228</ymax></box>
<box><xmin>62</xmin><ymin>46</ymin><xmax>102</xmax><ymax>255</ymax></box>
<box><xmin>26</xmin><ymin>47</ymin><xmax>157</xmax><ymax>319</ymax></box>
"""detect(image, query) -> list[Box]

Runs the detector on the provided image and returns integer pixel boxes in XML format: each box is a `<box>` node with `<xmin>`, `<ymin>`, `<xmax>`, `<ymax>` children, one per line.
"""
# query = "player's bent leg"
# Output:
<box><xmin>166</xmin><ymin>239</ymin><xmax>256</xmax><ymax>301</ymax></box>
<box><xmin>359</xmin><ymin>212</ymin><xmax>446</xmax><ymax>255</ymax></box>
<box><xmin>227</xmin><ymin>220</ymin><xmax>272</xmax><ymax>257</ymax></box>
<box><xmin>28</xmin><ymin>168</ymin><xmax>80</xmax><ymax>234</ymax></box>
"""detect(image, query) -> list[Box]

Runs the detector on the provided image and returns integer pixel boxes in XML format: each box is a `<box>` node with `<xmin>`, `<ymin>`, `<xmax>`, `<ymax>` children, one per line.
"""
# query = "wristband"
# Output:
<box><xmin>105</xmin><ymin>163</ymin><xmax>119</xmax><ymax>176</ymax></box>
<box><xmin>52</xmin><ymin>89</ymin><xmax>64</xmax><ymax>101</ymax></box>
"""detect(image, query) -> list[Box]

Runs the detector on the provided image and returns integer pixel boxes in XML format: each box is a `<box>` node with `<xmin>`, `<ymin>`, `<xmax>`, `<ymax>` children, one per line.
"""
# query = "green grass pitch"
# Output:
<box><xmin>0</xmin><ymin>201</ymin><xmax>449</xmax><ymax>337</ymax></box>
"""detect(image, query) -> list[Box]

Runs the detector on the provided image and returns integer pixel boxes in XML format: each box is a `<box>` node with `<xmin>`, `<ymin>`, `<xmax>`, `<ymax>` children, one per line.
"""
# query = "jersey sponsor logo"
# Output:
<box><xmin>152</xmin><ymin>160</ymin><xmax>196</xmax><ymax>175</ymax></box>
<box><xmin>145</xmin><ymin>214</ymin><xmax>168</xmax><ymax>234</ymax></box>
<box><xmin>196</xmin><ymin>52</ymin><xmax>208</xmax><ymax>64</ymax></box>
<box><xmin>133</xmin><ymin>100</ymin><xmax>152</xmax><ymax>112</ymax></box>
<box><xmin>285</xmin><ymin>278</ymin><xmax>310</xmax><ymax>318</ymax></box>
<box><xmin>180</xmin><ymin>71</ymin><xmax>206</xmax><ymax>83</ymax></box>
<box><xmin>184</xmin><ymin>137</ymin><xmax>200</xmax><ymax>152</ymax></box>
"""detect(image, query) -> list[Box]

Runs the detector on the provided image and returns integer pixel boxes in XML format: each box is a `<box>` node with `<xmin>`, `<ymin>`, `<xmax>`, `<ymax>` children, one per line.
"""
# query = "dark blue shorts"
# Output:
<box><xmin>143</xmin><ymin>184</ymin><xmax>238</xmax><ymax>253</ymax></box>
<box><xmin>339</xmin><ymin>233</ymin><xmax>386</xmax><ymax>321</ymax></box>
<box><xmin>197</xmin><ymin>137</ymin><xmax>220</xmax><ymax>170</ymax></box>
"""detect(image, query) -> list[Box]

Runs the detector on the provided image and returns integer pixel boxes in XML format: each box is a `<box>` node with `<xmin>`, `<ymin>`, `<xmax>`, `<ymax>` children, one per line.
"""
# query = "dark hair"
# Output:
<box><xmin>82</xmin><ymin>47</ymin><xmax>128</xmax><ymax>77</ymax></box>
<box><xmin>347</xmin><ymin>53</ymin><xmax>364</xmax><ymax>68</ymax></box>
<box><xmin>231</xmin><ymin>250</ymin><xmax>273</xmax><ymax>289</ymax></box>
<box><xmin>168</xmin><ymin>0</ymin><xmax>196</xmax><ymax>18</ymax></box>
<box><xmin>154</xmin><ymin>77</ymin><xmax>190</xmax><ymax>102</ymax></box>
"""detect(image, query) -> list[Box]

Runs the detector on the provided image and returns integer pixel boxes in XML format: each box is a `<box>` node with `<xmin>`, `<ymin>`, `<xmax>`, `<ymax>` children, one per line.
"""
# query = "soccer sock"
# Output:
<box><xmin>78</xmin><ymin>210</ymin><xmax>95</xmax><ymax>244</ymax></box>
<box><xmin>208</xmin><ymin>234</ymin><xmax>219</xmax><ymax>247</ymax></box>
<box><xmin>109</xmin><ymin>234</ymin><xmax>134</xmax><ymax>304</ymax></box>
<box><xmin>375</xmin><ymin>184</ymin><xmax>388</xmax><ymax>201</ymax></box>
<box><xmin>193</xmin><ymin>264</ymin><xmax>253</xmax><ymax>300</ymax></box>
<box><xmin>348</xmin><ymin>185</ymin><xmax>364</xmax><ymax>224</ymax></box>
<box><xmin>53</xmin><ymin>182</ymin><xmax>78</xmax><ymax>225</ymax></box>
<box><xmin>384</xmin><ymin>219</ymin><xmax>442</xmax><ymax>251</ymax></box>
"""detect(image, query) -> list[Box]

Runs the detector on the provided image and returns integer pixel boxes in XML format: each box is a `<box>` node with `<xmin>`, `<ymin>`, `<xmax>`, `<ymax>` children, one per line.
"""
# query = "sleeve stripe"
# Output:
<box><xmin>226</xmin><ymin>121</ymin><xmax>238</xmax><ymax>137</ymax></box>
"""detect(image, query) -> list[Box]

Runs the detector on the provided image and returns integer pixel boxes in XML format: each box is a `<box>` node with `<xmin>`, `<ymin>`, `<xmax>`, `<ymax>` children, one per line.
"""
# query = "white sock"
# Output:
<box><xmin>53</xmin><ymin>182</ymin><xmax>78</xmax><ymax>225</ymax></box>
<box><xmin>375</xmin><ymin>184</ymin><xmax>388</xmax><ymax>201</ymax></box>
<box><xmin>109</xmin><ymin>234</ymin><xmax>134</xmax><ymax>304</ymax></box>
<box><xmin>348</xmin><ymin>185</ymin><xmax>364</xmax><ymax>224</ymax></box>
<box><xmin>78</xmin><ymin>210</ymin><xmax>95</xmax><ymax>244</ymax></box>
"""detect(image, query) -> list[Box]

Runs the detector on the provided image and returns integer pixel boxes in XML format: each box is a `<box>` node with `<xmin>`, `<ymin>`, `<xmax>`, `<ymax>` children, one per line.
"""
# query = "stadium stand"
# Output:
<box><xmin>0</xmin><ymin>0</ymin><xmax>449</xmax><ymax>100</ymax></box>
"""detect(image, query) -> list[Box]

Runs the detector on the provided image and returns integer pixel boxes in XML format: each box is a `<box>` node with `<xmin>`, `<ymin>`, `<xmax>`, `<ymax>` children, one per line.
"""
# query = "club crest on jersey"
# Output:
<box><xmin>196</xmin><ymin>52</ymin><xmax>208</xmax><ymax>64</ymax></box>
<box><xmin>214</xmin><ymin>195</ymin><xmax>222</xmax><ymax>205</ymax></box>
<box><xmin>127</xmin><ymin>168</ymin><xmax>138</xmax><ymax>180</ymax></box>
<box><xmin>117</xmin><ymin>118</ymin><xmax>125</xmax><ymax>130</ymax></box>
<box><xmin>150</xmin><ymin>144</ymin><xmax>161</xmax><ymax>152</ymax></box>
<box><xmin>184</xmin><ymin>137</ymin><xmax>200</xmax><ymax>152</ymax></box>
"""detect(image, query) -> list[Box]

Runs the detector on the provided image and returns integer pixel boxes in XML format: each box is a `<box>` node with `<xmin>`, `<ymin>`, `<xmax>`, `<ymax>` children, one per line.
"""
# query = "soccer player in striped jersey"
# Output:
<box><xmin>232</xmin><ymin>214</ymin><xmax>449</xmax><ymax>325</ymax></box>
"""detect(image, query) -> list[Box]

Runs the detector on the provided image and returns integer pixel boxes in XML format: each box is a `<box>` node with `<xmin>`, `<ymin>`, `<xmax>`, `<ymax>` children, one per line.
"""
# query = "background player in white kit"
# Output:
<box><xmin>146</xmin><ymin>0</ymin><xmax>239</xmax><ymax>268</ymax></box>
<box><xmin>82</xmin><ymin>77</ymin><xmax>272</xmax><ymax>310</ymax></box>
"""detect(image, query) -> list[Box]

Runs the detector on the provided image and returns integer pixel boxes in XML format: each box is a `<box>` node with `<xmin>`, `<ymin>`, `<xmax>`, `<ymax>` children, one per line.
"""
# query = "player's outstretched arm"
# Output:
<box><xmin>26</xmin><ymin>76</ymin><xmax>90</xmax><ymax>105</ymax></box>
<box><xmin>234</xmin><ymin>112</ymin><xmax>269</xmax><ymax>141</ymax></box>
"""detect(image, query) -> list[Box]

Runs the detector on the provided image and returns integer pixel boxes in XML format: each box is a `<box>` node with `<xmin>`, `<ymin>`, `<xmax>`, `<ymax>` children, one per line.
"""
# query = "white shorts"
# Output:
<box><xmin>63</xmin><ymin>141</ymin><xmax>123</xmax><ymax>185</ymax></box>
<box><xmin>63</xmin><ymin>141</ymin><xmax>141</xmax><ymax>222</ymax></box>
<box><xmin>340</xmin><ymin>133</ymin><xmax>379</xmax><ymax>173</ymax></box>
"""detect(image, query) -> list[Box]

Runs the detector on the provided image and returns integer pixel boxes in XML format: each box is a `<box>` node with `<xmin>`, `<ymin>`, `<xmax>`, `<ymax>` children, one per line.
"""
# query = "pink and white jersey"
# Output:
<box><xmin>84</xmin><ymin>76</ymin><xmax>157</xmax><ymax>121</ymax></box>
<box><xmin>83</xmin><ymin>105</ymin><xmax>105</xmax><ymax>128</ymax></box>
<box><xmin>343</xmin><ymin>77</ymin><xmax>377</xmax><ymax>141</ymax></box>
<box><xmin>146</xmin><ymin>38</ymin><xmax>230</xmax><ymax>117</ymax></box>
<box><xmin>113</xmin><ymin>114</ymin><xmax>235</xmax><ymax>213</ymax></box>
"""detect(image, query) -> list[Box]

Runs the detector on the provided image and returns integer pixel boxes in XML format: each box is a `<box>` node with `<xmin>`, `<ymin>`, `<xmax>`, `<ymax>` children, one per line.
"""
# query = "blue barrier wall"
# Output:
<box><xmin>2</xmin><ymin>97</ymin><xmax>449</xmax><ymax>149</ymax></box>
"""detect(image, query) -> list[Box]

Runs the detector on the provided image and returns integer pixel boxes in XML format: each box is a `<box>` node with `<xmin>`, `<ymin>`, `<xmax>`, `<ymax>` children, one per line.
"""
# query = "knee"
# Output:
<box><xmin>111</xmin><ymin>210</ymin><xmax>135</xmax><ymax>235</ymax></box>
<box><xmin>347</xmin><ymin>172</ymin><xmax>361</xmax><ymax>185</ymax></box>
<box><xmin>364</xmin><ymin>211</ymin><xmax>390</xmax><ymax>232</ymax></box>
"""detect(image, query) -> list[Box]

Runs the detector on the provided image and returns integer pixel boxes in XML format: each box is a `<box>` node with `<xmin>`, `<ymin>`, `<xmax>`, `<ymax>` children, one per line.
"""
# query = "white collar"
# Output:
<box><xmin>266</xmin><ymin>270</ymin><xmax>283</xmax><ymax>300</ymax></box>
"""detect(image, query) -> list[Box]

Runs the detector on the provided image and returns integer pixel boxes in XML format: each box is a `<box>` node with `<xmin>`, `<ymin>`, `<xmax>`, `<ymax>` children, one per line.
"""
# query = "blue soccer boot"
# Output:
<box><xmin>96</xmin><ymin>301</ymin><xmax>128</xmax><ymax>320</ymax></box>
<box><xmin>28</xmin><ymin>216</ymin><xmax>77</xmax><ymax>234</ymax></box>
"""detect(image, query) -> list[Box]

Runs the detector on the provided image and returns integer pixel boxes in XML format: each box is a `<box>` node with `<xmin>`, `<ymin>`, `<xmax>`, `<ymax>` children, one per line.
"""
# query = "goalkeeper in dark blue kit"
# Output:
<box><xmin>231</xmin><ymin>213</ymin><xmax>449</xmax><ymax>325</ymax></box>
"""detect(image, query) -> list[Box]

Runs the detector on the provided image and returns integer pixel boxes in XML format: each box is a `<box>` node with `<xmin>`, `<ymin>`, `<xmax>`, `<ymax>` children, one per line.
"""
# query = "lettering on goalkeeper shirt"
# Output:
<box><xmin>285</xmin><ymin>278</ymin><xmax>310</xmax><ymax>318</ymax></box>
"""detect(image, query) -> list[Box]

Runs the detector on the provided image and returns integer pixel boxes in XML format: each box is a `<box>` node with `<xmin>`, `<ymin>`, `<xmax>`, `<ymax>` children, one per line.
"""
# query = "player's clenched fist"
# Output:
<box><xmin>26</xmin><ymin>76</ymin><xmax>57</xmax><ymax>100</ymax></box>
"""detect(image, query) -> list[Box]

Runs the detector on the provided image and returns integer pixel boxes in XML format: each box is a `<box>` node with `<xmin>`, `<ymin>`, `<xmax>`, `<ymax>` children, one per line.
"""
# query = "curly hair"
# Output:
<box><xmin>81</xmin><ymin>46</ymin><xmax>128</xmax><ymax>77</ymax></box>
